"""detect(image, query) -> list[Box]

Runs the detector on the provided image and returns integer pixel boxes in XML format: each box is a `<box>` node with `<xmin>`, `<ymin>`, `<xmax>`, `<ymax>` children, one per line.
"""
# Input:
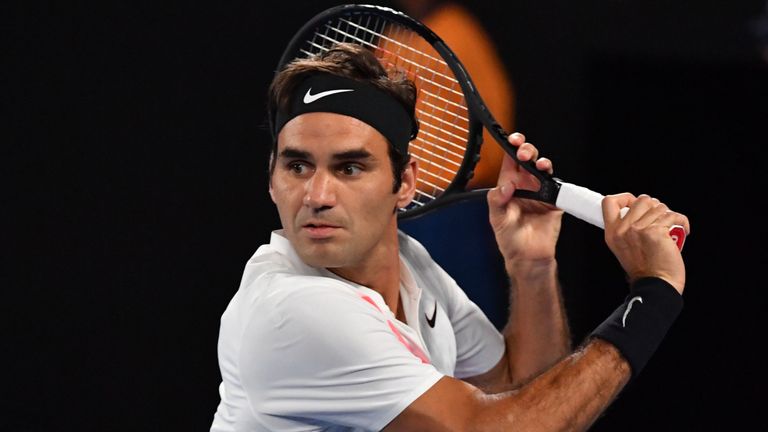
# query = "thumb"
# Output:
<box><xmin>487</xmin><ymin>180</ymin><xmax>516</xmax><ymax>215</ymax></box>
<box><xmin>602</xmin><ymin>192</ymin><xmax>636</xmax><ymax>228</ymax></box>
<box><xmin>496</xmin><ymin>153</ymin><xmax>520</xmax><ymax>187</ymax></box>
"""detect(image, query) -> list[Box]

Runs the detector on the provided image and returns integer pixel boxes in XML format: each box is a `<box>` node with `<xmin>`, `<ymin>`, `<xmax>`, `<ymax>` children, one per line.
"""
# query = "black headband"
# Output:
<box><xmin>273</xmin><ymin>73</ymin><xmax>417</xmax><ymax>154</ymax></box>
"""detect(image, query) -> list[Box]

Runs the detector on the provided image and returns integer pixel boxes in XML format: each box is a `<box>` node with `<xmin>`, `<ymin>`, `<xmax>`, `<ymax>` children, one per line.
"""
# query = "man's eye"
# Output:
<box><xmin>288</xmin><ymin>162</ymin><xmax>308</xmax><ymax>174</ymax></box>
<box><xmin>341</xmin><ymin>164</ymin><xmax>363</xmax><ymax>176</ymax></box>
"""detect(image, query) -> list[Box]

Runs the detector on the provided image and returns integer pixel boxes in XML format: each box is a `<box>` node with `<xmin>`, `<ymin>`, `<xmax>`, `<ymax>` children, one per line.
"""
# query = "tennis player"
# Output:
<box><xmin>210</xmin><ymin>43</ymin><xmax>690</xmax><ymax>431</ymax></box>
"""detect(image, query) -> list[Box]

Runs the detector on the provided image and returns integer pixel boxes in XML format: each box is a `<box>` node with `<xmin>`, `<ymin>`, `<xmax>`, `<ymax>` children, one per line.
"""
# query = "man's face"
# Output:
<box><xmin>270</xmin><ymin>112</ymin><xmax>416</xmax><ymax>270</ymax></box>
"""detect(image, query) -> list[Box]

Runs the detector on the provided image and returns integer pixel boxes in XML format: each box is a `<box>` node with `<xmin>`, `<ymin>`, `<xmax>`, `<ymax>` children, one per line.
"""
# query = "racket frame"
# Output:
<box><xmin>273</xmin><ymin>4</ymin><xmax>561</xmax><ymax>219</ymax></box>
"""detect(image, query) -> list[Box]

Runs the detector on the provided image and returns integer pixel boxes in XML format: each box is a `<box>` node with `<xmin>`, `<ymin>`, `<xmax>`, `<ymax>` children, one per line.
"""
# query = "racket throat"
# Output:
<box><xmin>512</xmin><ymin>177</ymin><xmax>562</xmax><ymax>205</ymax></box>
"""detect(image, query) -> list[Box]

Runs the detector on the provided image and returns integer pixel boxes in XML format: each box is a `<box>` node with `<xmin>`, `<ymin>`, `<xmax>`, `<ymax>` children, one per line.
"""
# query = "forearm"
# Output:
<box><xmin>386</xmin><ymin>339</ymin><xmax>632</xmax><ymax>432</ymax></box>
<box><xmin>473</xmin><ymin>339</ymin><xmax>629</xmax><ymax>432</ymax></box>
<box><xmin>503</xmin><ymin>258</ymin><xmax>571</xmax><ymax>385</ymax></box>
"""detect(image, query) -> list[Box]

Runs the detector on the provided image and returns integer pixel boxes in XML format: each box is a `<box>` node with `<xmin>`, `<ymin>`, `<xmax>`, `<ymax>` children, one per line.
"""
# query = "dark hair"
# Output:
<box><xmin>267</xmin><ymin>43</ymin><xmax>416</xmax><ymax>192</ymax></box>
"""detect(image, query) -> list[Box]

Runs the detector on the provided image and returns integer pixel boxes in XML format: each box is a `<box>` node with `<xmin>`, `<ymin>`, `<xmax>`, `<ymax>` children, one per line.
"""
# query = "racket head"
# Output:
<box><xmin>271</xmin><ymin>4</ymin><xmax>486</xmax><ymax>220</ymax></box>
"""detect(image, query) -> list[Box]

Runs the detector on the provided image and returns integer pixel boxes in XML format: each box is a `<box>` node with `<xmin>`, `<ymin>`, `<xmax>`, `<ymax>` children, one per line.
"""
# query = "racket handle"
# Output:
<box><xmin>555</xmin><ymin>182</ymin><xmax>686</xmax><ymax>251</ymax></box>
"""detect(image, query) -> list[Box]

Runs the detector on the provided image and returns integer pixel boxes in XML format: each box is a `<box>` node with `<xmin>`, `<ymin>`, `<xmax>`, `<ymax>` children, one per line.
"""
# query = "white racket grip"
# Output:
<box><xmin>555</xmin><ymin>182</ymin><xmax>607</xmax><ymax>229</ymax></box>
<box><xmin>555</xmin><ymin>182</ymin><xmax>686</xmax><ymax>250</ymax></box>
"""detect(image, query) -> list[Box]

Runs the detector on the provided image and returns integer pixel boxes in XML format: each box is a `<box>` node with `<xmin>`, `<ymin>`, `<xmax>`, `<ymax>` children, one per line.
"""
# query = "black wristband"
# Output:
<box><xmin>590</xmin><ymin>277</ymin><xmax>683</xmax><ymax>379</ymax></box>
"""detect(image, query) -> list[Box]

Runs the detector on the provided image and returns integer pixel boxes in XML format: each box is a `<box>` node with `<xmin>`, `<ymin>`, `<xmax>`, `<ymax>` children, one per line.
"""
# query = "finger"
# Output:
<box><xmin>516</xmin><ymin>142</ymin><xmax>539</xmax><ymax>162</ymax></box>
<box><xmin>656</xmin><ymin>210</ymin><xmax>691</xmax><ymax>235</ymax></box>
<box><xmin>535</xmin><ymin>157</ymin><xmax>553</xmax><ymax>174</ymax></box>
<box><xmin>602</xmin><ymin>193</ymin><xmax>637</xmax><ymax>226</ymax></box>
<box><xmin>631</xmin><ymin>200</ymin><xmax>669</xmax><ymax>230</ymax></box>
<box><xmin>507</xmin><ymin>132</ymin><xmax>526</xmax><ymax>148</ymax></box>
<box><xmin>623</xmin><ymin>194</ymin><xmax>657</xmax><ymax>225</ymax></box>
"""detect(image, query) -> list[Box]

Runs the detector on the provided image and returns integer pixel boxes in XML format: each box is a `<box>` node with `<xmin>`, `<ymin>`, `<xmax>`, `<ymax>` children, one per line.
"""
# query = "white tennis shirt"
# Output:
<box><xmin>210</xmin><ymin>230</ymin><xmax>505</xmax><ymax>431</ymax></box>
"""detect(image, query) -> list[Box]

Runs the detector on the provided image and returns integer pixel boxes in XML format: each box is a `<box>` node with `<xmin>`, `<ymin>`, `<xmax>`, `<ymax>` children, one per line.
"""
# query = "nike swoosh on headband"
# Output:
<box><xmin>303</xmin><ymin>87</ymin><xmax>355</xmax><ymax>104</ymax></box>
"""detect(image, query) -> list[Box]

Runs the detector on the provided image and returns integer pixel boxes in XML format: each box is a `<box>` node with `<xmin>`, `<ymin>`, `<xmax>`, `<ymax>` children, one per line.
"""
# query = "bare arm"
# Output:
<box><xmin>384</xmin><ymin>338</ymin><xmax>629</xmax><ymax>432</ymax></box>
<box><xmin>504</xmin><ymin>260</ymin><xmax>571</xmax><ymax>383</ymax></box>
<box><xmin>502</xmin><ymin>258</ymin><xmax>570</xmax><ymax>385</ymax></box>
<box><xmin>385</xmin><ymin>189</ymin><xmax>689</xmax><ymax>431</ymax></box>
<box><xmin>387</xmin><ymin>133</ymin><xmax>690</xmax><ymax>430</ymax></box>
<box><xmin>470</xmin><ymin>133</ymin><xmax>570</xmax><ymax>391</ymax></box>
<box><xmin>467</xmin><ymin>258</ymin><xmax>571</xmax><ymax>393</ymax></box>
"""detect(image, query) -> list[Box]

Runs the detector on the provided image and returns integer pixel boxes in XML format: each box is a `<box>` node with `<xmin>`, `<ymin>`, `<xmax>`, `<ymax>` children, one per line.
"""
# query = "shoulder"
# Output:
<box><xmin>245</xmin><ymin>270</ymin><xmax>366</xmax><ymax>323</ymax></box>
<box><xmin>398</xmin><ymin>230</ymin><xmax>462</xmax><ymax>304</ymax></box>
<box><xmin>398</xmin><ymin>230</ymin><xmax>437</xmax><ymax>266</ymax></box>
<box><xmin>224</xmin><ymin>244</ymin><xmax>376</xmax><ymax>338</ymax></box>
<box><xmin>398</xmin><ymin>230</ymin><xmax>455</xmax><ymax>280</ymax></box>
<box><xmin>234</xmin><ymin>272</ymin><xmax>394</xmax><ymax>373</ymax></box>
<box><xmin>235</xmin><ymin>235</ymin><xmax>349</xmax><ymax>305</ymax></box>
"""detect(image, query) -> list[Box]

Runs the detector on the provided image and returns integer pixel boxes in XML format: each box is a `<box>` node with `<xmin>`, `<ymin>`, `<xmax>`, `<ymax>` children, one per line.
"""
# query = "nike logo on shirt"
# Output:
<box><xmin>425</xmin><ymin>303</ymin><xmax>437</xmax><ymax>328</ymax></box>
<box><xmin>622</xmin><ymin>296</ymin><xmax>643</xmax><ymax>327</ymax></box>
<box><xmin>303</xmin><ymin>88</ymin><xmax>354</xmax><ymax>104</ymax></box>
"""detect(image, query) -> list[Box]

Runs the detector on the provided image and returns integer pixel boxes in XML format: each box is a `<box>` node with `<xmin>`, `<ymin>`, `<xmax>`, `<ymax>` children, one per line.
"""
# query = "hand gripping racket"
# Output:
<box><xmin>274</xmin><ymin>4</ymin><xmax>686</xmax><ymax>250</ymax></box>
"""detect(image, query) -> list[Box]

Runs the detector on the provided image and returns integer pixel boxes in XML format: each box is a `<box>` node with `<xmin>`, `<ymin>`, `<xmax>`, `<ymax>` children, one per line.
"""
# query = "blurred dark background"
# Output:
<box><xmin>8</xmin><ymin>0</ymin><xmax>767</xmax><ymax>430</ymax></box>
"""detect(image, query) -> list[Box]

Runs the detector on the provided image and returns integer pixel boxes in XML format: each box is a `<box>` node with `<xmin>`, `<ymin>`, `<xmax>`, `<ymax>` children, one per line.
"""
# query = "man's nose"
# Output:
<box><xmin>303</xmin><ymin>170</ymin><xmax>336</xmax><ymax>209</ymax></box>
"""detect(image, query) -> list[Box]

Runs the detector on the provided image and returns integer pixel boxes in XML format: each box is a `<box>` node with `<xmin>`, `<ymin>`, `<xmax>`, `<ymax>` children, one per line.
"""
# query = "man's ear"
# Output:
<box><xmin>396</xmin><ymin>158</ymin><xmax>419</xmax><ymax>209</ymax></box>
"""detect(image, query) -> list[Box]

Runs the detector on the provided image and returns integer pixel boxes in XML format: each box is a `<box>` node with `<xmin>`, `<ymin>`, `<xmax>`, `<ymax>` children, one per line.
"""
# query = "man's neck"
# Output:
<box><xmin>328</xmin><ymin>232</ymin><xmax>403</xmax><ymax>320</ymax></box>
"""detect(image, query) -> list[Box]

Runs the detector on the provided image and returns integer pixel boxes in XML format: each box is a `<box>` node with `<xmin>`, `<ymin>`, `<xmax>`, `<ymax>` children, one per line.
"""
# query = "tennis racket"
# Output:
<box><xmin>274</xmin><ymin>4</ymin><xmax>686</xmax><ymax>250</ymax></box>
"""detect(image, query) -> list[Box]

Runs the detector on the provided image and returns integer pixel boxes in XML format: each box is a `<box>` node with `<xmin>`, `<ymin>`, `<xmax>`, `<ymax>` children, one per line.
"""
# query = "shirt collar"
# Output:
<box><xmin>268</xmin><ymin>229</ymin><xmax>423</xmax><ymax>321</ymax></box>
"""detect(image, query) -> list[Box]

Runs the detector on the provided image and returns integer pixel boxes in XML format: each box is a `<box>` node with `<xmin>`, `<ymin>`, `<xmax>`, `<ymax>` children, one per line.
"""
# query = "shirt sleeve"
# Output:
<box><xmin>436</xmin><ymin>265</ymin><xmax>505</xmax><ymax>378</ymax></box>
<box><xmin>238</xmin><ymin>275</ymin><xmax>444</xmax><ymax>431</ymax></box>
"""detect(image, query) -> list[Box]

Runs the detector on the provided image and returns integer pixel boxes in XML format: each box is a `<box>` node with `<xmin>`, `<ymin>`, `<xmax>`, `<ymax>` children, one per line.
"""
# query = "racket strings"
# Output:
<box><xmin>333</xmin><ymin>17</ymin><xmax>455</xmax><ymax>82</ymax></box>
<box><xmin>300</xmin><ymin>14</ymin><xmax>472</xmax><ymax>210</ymax></box>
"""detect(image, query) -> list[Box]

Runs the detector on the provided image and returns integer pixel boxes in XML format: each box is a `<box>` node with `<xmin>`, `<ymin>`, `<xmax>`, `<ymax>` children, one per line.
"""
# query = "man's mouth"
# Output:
<box><xmin>301</xmin><ymin>222</ymin><xmax>341</xmax><ymax>239</ymax></box>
